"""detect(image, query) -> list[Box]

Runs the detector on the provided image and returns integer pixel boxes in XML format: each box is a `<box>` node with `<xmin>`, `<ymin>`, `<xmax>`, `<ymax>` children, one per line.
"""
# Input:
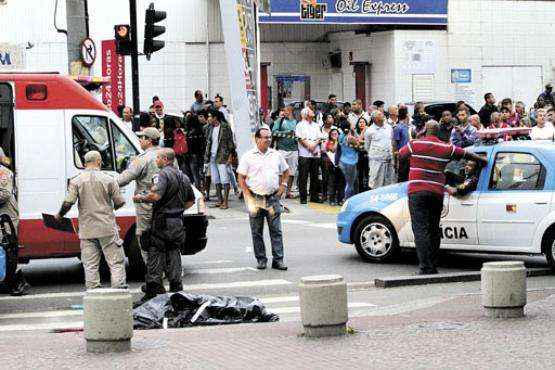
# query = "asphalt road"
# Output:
<box><xmin>0</xmin><ymin>197</ymin><xmax>552</xmax><ymax>331</ymax></box>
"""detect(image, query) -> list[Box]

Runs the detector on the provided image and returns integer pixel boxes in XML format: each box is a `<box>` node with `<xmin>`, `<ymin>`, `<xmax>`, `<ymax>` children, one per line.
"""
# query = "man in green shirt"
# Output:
<box><xmin>272</xmin><ymin>105</ymin><xmax>298</xmax><ymax>198</ymax></box>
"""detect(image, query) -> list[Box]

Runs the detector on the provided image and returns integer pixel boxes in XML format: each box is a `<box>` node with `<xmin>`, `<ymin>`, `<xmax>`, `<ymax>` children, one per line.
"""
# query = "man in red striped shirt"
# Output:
<box><xmin>398</xmin><ymin>121</ymin><xmax>487</xmax><ymax>275</ymax></box>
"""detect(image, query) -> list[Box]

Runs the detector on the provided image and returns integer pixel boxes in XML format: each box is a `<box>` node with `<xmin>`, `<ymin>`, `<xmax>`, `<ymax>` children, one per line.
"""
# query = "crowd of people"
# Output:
<box><xmin>261</xmin><ymin>87</ymin><xmax>555</xmax><ymax>205</ymax></box>
<box><xmin>115</xmin><ymin>85</ymin><xmax>555</xmax><ymax>209</ymax></box>
<box><xmin>118</xmin><ymin>91</ymin><xmax>240</xmax><ymax>211</ymax></box>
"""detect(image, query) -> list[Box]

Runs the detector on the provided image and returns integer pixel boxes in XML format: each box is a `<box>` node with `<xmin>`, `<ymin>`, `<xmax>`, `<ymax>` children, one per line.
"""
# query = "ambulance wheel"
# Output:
<box><xmin>544</xmin><ymin>232</ymin><xmax>555</xmax><ymax>269</ymax></box>
<box><xmin>125</xmin><ymin>233</ymin><xmax>146</xmax><ymax>279</ymax></box>
<box><xmin>354</xmin><ymin>215</ymin><xmax>399</xmax><ymax>262</ymax></box>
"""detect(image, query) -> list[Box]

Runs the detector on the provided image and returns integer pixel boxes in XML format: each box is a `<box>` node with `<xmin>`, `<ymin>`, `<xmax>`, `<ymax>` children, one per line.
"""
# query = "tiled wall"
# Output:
<box><xmin>392</xmin><ymin>0</ymin><xmax>555</xmax><ymax>109</ymax></box>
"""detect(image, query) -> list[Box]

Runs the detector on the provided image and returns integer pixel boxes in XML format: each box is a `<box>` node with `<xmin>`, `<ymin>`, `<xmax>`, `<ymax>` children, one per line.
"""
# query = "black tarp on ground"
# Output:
<box><xmin>133</xmin><ymin>292</ymin><xmax>279</xmax><ymax>329</ymax></box>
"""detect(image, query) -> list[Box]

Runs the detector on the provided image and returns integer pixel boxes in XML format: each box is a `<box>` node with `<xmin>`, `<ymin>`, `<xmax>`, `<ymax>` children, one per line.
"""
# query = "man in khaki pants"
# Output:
<box><xmin>56</xmin><ymin>151</ymin><xmax>127</xmax><ymax>289</ymax></box>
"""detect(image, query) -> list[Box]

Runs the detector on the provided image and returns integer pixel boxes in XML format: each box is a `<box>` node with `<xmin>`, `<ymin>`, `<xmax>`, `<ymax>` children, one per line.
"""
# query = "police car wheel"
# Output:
<box><xmin>354</xmin><ymin>216</ymin><xmax>399</xmax><ymax>262</ymax></box>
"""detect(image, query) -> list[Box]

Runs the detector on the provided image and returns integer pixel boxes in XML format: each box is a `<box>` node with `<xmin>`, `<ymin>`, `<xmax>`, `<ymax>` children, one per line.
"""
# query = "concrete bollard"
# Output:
<box><xmin>299</xmin><ymin>275</ymin><xmax>348</xmax><ymax>337</ymax></box>
<box><xmin>481</xmin><ymin>261</ymin><xmax>527</xmax><ymax>318</ymax></box>
<box><xmin>83</xmin><ymin>288</ymin><xmax>133</xmax><ymax>353</ymax></box>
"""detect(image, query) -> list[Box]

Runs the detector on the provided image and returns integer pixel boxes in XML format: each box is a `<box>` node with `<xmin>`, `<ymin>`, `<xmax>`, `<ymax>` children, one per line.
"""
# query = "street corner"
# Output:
<box><xmin>280</xmin><ymin>198</ymin><xmax>341</xmax><ymax>216</ymax></box>
<box><xmin>308</xmin><ymin>201</ymin><xmax>341</xmax><ymax>215</ymax></box>
<box><xmin>204</xmin><ymin>197</ymin><xmax>248</xmax><ymax>220</ymax></box>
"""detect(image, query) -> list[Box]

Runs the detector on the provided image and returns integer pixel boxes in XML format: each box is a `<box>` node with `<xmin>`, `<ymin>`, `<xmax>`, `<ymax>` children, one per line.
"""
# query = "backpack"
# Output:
<box><xmin>173</xmin><ymin>128</ymin><xmax>188</xmax><ymax>155</ymax></box>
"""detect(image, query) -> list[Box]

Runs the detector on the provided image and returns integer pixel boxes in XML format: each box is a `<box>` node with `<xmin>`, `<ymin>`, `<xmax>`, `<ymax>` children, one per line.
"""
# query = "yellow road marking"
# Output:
<box><xmin>308</xmin><ymin>202</ymin><xmax>341</xmax><ymax>214</ymax></box>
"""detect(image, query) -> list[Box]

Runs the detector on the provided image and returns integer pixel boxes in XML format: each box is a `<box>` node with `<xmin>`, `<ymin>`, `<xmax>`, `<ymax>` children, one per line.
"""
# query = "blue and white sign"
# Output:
<box><xmin>259</xmin><ymin>0</ymin><xmax>448</xmax><ymax>25</ymax></box>
<box><xmin>451</xmin><ymin>68</ymin><xmax>472</xmax><ymax>84</ymax></box>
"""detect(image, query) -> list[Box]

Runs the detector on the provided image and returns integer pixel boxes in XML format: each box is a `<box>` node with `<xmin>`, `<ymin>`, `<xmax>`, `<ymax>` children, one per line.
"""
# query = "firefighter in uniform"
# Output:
<box><xmin>0</xmin><ymin>150</ymin><xmax>26</xmax><ymax>294</ymax></box>
<box><xmin>117</xmin><ymin>127</ymin><xmax>161</xmax><ymax>257</ymax></box>
<box><xmin>56</xmin><ymin>151</ymin><xmax>127</xmax><ymax>290</ymax></box>
<box><xmin>0</xmin><ymin>151</ymin><xmax>17</xmax><ymax>232</ymax></box>
<box><xmin>133</xmin><ymin>148</ymin><xmax>195</xmax><ymax>302</ymax></box>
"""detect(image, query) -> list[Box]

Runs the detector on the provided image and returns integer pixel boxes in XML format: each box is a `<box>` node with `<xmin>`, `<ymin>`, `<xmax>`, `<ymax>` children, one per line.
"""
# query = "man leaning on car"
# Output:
<box><xmin>398</xmin><ymin>121</ymin><xmax>487</xmax><ymax>275</ymax></box>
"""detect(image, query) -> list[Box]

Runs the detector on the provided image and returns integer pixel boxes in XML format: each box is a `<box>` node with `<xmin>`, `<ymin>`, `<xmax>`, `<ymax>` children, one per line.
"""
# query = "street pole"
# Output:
<box><xmin>66</xmin><ymin>0</ymin><xmax>88</xmax><ymax>75</ymax></box>
<box><xmin>129</xmin><ymin>0</ymin><xmax>140</xmax><ymax>124</ymax></box>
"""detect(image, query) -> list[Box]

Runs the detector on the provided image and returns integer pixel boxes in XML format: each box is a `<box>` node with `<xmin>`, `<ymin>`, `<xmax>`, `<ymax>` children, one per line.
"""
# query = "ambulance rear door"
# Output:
<box><xmin>14</xmin><ymin>96</ymin><xmax>69</xmax><ymax>257</ymax></box>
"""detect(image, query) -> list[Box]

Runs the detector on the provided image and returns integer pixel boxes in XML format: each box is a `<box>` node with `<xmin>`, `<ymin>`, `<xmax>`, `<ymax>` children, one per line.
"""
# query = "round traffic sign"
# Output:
<box><xmin>80</xmin><ymin>38</ymin><xmax>97</xmax><ymax>67</ymax></box>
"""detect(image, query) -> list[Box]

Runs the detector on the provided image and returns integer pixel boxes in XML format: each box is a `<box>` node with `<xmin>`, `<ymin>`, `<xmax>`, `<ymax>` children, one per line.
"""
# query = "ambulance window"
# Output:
<box><xmin>72</xmin><ymin>115</ymin><xmax>114</xmax><ymax>171</ymax></box>
<box><xmin>489</xmin><ymin>152</ymin><xmax>545</xmax><ymax>191</ymax></box>
<box><xmin>110</xmin><ymin>121</ymin><xmax>138</xmax><ymax>173</ymax></box>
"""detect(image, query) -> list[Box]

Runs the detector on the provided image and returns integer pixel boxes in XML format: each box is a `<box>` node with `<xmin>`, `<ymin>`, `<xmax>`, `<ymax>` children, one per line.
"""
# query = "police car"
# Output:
<box><xmin>337</xmin><ymin>139</ymin><xmax>555</xmax><ymax>267</ymax></box>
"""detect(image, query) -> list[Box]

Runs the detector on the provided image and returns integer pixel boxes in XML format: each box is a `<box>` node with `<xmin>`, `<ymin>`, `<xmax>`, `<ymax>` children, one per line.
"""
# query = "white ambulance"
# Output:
<box><xmin>0</xmin><ymin>72</ymin><xmax>207</xmax><ymax>276</ymax></box>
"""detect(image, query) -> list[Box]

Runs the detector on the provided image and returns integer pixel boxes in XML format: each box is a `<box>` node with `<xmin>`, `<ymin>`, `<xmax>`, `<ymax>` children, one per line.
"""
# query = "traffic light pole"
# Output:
<box><xmin>129</xmin><ymin>0</ymin><xmax>140</xmax><ymax>125</ymax></box>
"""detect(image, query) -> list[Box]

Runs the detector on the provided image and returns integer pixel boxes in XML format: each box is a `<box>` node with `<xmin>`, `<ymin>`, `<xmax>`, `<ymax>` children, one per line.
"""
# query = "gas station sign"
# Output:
<box><xmin>259</xmin><ymin>0</ymin><xmax>448</xmax><ymax>25</ymax></box>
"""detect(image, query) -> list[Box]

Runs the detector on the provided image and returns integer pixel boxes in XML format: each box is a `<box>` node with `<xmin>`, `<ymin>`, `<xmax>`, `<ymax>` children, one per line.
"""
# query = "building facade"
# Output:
<box><xmin>1</xmin><ymin>0</ymin><xmax>553</xmax><ymax>114</ymax></box>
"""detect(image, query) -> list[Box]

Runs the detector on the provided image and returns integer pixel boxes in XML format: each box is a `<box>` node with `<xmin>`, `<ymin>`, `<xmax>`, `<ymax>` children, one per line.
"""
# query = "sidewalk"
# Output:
<box><xmin>2</xmin><ymin>289</ymin><xmax>554</xmax><ymax>369</ymax></box>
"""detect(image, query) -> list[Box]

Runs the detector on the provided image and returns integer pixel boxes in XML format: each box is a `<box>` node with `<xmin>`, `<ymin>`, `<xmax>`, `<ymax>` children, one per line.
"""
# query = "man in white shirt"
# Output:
<box><xmin>365</xmin><ymin>111</ymin><xmax>396</xmax><ymax>189</ymax></box>
<box><xmin>237</xmin><ymin>127</ymin><xmax>289</xmax><ymax>270</ymax></box>
<box><xmin>122</xmin><ymin>106</ymin><xmax>134</xmax><ymax>131</ymax></box>
<box><xmin>531</xmin><ymin>108</ymin><xmax>555</xmax><ymax>140</ymax></box>
<box><xmin>295</xmin><ymin>108</ymin><xmax>327</xmax><ymax>204</ymax></box>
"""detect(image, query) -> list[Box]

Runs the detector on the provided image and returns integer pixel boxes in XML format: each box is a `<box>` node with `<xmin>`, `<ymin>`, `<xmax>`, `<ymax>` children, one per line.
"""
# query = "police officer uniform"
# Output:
<box><xmin>63</xmin><ymin>168</ymin><xmax>127</xmax><ymax>289</ymax></box>
<box><xmin>0</xmin><ymin>162</ymin><xmax>20</xmax><ymax>292</ymax></box>
<box><xmin>0</xmin><ymin>163</ymin><xmax>18</xmax><ymax>232</ymax></box>
<box><xmin>117</xmin><ymin>128</ymin><xmax>161</xmax><ymax>251</ymax></box>
<box><xmin>146</xmin><ymin>164</ymin><xmax>194</xmax><ymax>296</ymax></box>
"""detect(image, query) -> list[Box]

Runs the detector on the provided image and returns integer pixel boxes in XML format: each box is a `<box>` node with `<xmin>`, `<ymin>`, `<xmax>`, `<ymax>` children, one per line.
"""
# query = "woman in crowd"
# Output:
<box><xmin>338</xmin><ymin>125</ymin><xmax>359</xmax><ymax>201</ymax></box>
<box><xmin>320</xmin><ymin>113</ymin><xmax>338</xmax><ymax>200</ymax></box>
<box><xmin>488</xmin><ymin>112</ymin><xmax>508</xmax><ymax>129</ymax></box>
<box><xmin>324</xmin><ymin>128</ymin><xmax>345</xmax><ymax>205</ymax></box>
<box><xmin>469</xmin><ymin>114</ymin><xmax>484</xmax><ymax>131</ymax></box>
<box><xmin>354</xmin><ymin>117</ymin><xmax>369</xmax><ymax>193</ymax></box>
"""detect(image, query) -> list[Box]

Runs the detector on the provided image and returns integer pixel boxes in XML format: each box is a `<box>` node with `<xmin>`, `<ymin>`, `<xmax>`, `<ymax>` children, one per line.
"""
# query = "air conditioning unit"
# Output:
<box><xmin>329</xmin><ymin>51</ymin><xmax>342</xmax><ymax>69</ymax></box>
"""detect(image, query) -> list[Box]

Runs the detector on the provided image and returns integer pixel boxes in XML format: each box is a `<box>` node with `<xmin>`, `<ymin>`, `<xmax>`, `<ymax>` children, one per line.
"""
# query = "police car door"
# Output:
<box><xmin>441</xmin><ymin>182</ymin><xmax>479</xmax><ymax>249</ymax></box>
<box><xmin>477</xmin><ymin>150</ymin><xmax>550</xmax><ymax>251</ymax></box>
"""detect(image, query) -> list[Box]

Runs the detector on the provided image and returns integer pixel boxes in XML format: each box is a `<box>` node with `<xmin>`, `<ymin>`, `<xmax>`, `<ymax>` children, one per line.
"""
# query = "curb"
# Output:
<box><xmin>374</xmin><ymin>267</ymin><xmax>553</xmax><ymax>288</ymax></box>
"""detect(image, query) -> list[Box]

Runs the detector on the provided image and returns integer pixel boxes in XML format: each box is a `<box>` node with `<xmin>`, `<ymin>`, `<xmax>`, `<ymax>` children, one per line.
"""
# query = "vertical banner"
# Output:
<box><xmin>101</xmin><ymin>40</ymin><xmax>126</xmax><ymax>114</ymax></box>
<box><xmin>219</xmin><ymin>0</ymin><xmax>259</xmax><ymax>157</ymax></box>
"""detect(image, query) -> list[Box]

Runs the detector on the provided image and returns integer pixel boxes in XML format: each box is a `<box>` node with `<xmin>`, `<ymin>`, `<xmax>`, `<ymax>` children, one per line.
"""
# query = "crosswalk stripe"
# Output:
<box><xmin>0</xmin><ymin>321</ymin><xmax>84</xmax><ymax>332</ymax></box>
<box><xmin>260</xmin><ymin>296</ymin><xmax>298</xmax><ymax>304</ymax></box>
<box><xmin>184</xmin><ymin>267</ymin><xmax>258</xmax><ymax>275</ymax></box>
<box><xmin>0</xmin><ymin>301</ymin><xmax>377</xmax><ymax>324</ymax></box>
<box><xmin>0</xmin><ymin>279</ymin><xmax>293</xmax><ymax>301</ymax></box>
<box><xmin>195</xmin><ymin>260</ymin><xmax>234</xmax><ymax>265</ymax></box>
<box><xmin>0</xmin><ymin>310</ymin><xmax>82</xmax><ymax>320</ymax></box>
<box><xmin>281</xmin><ymin>220</ymin><xmax>337</xmax><ymax>229</ymax></box>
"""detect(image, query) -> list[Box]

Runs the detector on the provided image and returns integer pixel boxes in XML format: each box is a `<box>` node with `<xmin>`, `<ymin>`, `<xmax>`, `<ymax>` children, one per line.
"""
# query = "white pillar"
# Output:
<box><xmin>83</xmin><ymin>288</ymin><xmax>133</xmax><ymax>353</ymax></box>
<box><xmin>481</xmin><ymin>261</ymin><xmax>527</xmax><ymax>318</ymax></box>
<box><xmin>299</xmin><ymin>275</ymin><xmax>348</xmax><ymax>337</ymax></box>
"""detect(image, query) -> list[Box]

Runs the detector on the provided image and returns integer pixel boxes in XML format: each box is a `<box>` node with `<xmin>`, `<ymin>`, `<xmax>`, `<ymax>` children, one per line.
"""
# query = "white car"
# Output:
<box><xmin>337</xmin><ymin>140</ymin><xmax>555</xmax><ymax>267</ymax></box>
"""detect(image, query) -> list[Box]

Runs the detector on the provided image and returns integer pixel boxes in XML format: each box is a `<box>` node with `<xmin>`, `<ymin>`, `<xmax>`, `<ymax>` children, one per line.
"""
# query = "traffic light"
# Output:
<box><xmin>144</xmin><ymin>3</ymin><xmax>166</xmax><ymax>60</ymax></box>
<box><xmin>114</xmin><ymin>24</ymin><xmax>133</xmax><ymax>55</ymax></box>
